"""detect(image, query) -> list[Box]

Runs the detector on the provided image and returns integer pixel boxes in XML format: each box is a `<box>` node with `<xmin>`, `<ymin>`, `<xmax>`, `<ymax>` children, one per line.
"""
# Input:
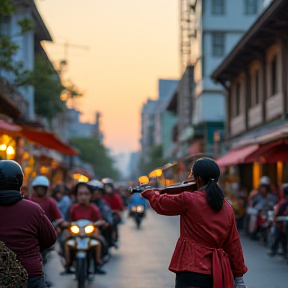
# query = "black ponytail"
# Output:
<box><xmin>192</xmin><ymin>158</ymin><xmax>224</xmax><ymax>212</ymax></box>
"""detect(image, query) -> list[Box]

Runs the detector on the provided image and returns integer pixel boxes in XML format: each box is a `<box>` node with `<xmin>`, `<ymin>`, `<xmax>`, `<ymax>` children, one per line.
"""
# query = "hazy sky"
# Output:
<box><xmin>36</xmin><ymin>0</ymin><xmax>179</xmax><ymax>153</ymax></box>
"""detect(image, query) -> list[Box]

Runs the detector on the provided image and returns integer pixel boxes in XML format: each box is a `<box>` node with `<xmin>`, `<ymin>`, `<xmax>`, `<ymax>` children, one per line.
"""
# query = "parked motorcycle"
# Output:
<box><xmin>276</xmin><ymin>215</ymin><xmax>288</xmax><ymax>263</ymax></box>
<box><xmin>62</xmin><ymin>219</ymin><xmax>100</xmax><ymax>288</ymax></box>
<box><xmin>130</xmin><ymin>205</ymin><xmax>145</xmax><ymax>228</ymax></box>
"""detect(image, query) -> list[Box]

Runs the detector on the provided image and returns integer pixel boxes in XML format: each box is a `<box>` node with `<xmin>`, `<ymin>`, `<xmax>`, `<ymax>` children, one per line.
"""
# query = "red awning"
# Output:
<box><xmin>21</xmin><ymin>129</ymin><xmax>79</xmax><ymax>156</ymax></box>
<box><xmin>217</xmin><ymin>145</ymin><xmax>259</xmax><ymax>167</ymax></box>
<box><xmin>246</xmin><ymin>140</ymin><xmax>288</xmax><ymax>163</ymax></box>
<box><xmin>0</xmin><ymin>119</ymin><xmax>22</xmax><ymax>135</ymax></box>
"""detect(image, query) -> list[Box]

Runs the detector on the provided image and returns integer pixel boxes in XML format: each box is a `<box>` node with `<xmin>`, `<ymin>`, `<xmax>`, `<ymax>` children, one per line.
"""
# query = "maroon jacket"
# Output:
<box><xmin>0</xmin><ymin>199</ymin><xmax>57</xmax><ymax>277</ymax></box>
<box><xmin>142</xmin><ymin>189</ymin><xmax>248</xmax><ymax>288</ymax></box>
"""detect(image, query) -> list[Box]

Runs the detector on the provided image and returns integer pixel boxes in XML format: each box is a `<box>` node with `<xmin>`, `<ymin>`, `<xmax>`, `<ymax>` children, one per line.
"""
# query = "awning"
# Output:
<box><xmin>217</xmin><ymin>145</ymin><xmax>259</xmax><ymax>167</ymax></box>
<box><xmin>245</xmin><ymin>140</ymin><xmax>288</xmax><ymax>163</ymax></box>
<box><xmin>0</xmin><ymin>119</ymin><xmax>22</xmax><ymax>136</ymax></box>
<box><xmin>21</xmin><ymin>128</ymin><xmax>79</xmax><ymax>156</ymax></box>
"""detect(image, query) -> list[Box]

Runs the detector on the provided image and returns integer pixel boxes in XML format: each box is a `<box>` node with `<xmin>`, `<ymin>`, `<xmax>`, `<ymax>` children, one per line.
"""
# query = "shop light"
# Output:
<box><xmin>0</xmin><ymin>144</ymin><xmax>7</xmax><ymax>151</ymax></box>
<box><xmin>40</xmin><ymin>166</ymin><xmax>49</xmax><ymax>175</ymax></box>
<box><xmin>6</xmin><ymin>146</ymin><xmax>15</xmax><ymax>156</ymax></box>
<box><xmin>73</xmin><ymin>173</ymin><xmax>89</xmax><ymax>182</ymax></box>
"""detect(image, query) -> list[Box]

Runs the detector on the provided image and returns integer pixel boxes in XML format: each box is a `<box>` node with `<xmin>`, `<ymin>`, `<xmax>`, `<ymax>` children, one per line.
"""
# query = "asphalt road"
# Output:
<box><xmin>44</xmin><ymin>210</ymin><xmax>288</xmax><ymax>288</ymax></box>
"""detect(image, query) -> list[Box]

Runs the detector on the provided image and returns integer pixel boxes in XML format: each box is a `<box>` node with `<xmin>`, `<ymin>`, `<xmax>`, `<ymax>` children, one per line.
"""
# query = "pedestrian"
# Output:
<box><xmin>141</xmin><ymin>158</ymin><xmax>248</xmax><ymax>288</ymax></box>
<box><xmin>0</xmin><ymin>160</ymin><xmax>57</xmax><ymax>288</ymax></box>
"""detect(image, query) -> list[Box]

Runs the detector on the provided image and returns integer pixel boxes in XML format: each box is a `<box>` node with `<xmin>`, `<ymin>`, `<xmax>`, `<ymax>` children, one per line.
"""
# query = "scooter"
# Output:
<box><xmin>62</xmin><ymin>219</ymin><xmax>100</xmax><ymax>288</ymax></box>
<box><xmin>130</xmin><ymin>205</ymin><xmax>145</xmax><ymax>228</ymax></box>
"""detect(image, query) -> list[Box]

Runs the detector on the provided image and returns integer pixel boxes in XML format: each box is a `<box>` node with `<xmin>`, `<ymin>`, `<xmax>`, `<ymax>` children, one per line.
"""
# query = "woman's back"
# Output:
<box><xmin>182</xmin><ymin>190</ymin><xmax>234</xmax><ymax>248</ymax></box>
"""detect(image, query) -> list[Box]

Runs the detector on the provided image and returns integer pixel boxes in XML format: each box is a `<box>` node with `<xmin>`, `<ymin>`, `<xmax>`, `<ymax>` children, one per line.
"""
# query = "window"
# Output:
<box><xmin>212</xmin><ymin>33</ymin><xmax>225</xmax><ymax>57</ymax></box>
<box><xmin>236</xmin><ymin>83</ymin><xmax>241</xmax><ymax>116</ymax></box>
<box><xmin>244</xmin><ymin>0</ymin><xmax>258</xmax><ymax>15</ymax></box>
<box><xmin>212</xmin><ymin>0</ymin><xmax>225</xmax><ymax>15</ymax></box>
<box><xmin>202</xmin><ymin>0</ymin><xmax>206</xmax><ymax>14</ymax></box>
<box><xmin>271</xmin><ymin>55</ymin><xmax>277</xmax><ymax>95</ymax></box>
<box><xmin>255</xmin><ymin>69</ymin><xmax>259</xmax><ymax>105</ymax></box>
<box><xmin>0</xmin><ymin>15</ymin><xmax>11</xmax><ymax>35</ymax></box>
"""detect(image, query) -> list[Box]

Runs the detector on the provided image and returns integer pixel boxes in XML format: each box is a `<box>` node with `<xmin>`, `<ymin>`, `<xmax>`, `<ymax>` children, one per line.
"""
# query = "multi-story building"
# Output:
<box><xmin>211</xmin><ymin>0</ymin><xmax>288</xmax><ymax>190</ymax></box>
<box><xmin>179</xmin><ymin>0</ymin><xmax>267</xmax><ymax>156</ymax></box>
<box><xmin>167</xmin><ymin>66</ymin><xmax>195</xmax><ymax>158</ymax></box>
<box><xmin>153</xmin><ymin>79</ymin><xmax>179</xmax><ymax>146</ymax></box>
<box><xmin>0</xmin><ymin>0</ymin><xmax>52</xmax><ymax>121</ymax></box>
<box><xmin>140</xmin><ymin>99</ymin><xmax>158</xmax><ymax>158</ymax></box>
<box><xmin>141</xmin><ymin>79</ymin><xmax>179</xmax><ymax>159</ymax></box>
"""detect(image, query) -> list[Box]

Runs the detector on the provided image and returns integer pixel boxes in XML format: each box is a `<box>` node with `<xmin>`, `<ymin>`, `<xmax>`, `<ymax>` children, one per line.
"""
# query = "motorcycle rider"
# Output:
<box><xmin>248</xmin><ymin>176</ymin><xmax>278</xmax><ymax>239</ymax></box>
<box><xmin>0</xmin><ymin>160</ymin><xmax>56</xmax><ymax>288</ymax></box>
<box><xmin>30</xmin><ymin>175</ymin><xmax>65</xmax><ymax>226</ymax></box>
<box><xmin>128</xmin><ymin>191</ymin><xmax>148</xmax><ymax>215</ymax></box>
<box><xmin>102</xmin><ymin>178</ymin><xmax>123</xmax><ymax>244</ymax></box>
<box><xmin>63</xmin><ymin>182</ymin><xmax>107</xmax><ymax>275</ymax></box>
<box><xmin>51</xmin><ymin>183</ymin><xmax>72</xmax><ymax>220</ymax></box>
<box><xmin>88</xmin><ymin>180</ymin><xmax>115</xmax><ymax>248</ymax></box>
<box><xmin>269</xmin><ymin>184</ymin><xmax>288</xmax><ymax>257</ymax></box>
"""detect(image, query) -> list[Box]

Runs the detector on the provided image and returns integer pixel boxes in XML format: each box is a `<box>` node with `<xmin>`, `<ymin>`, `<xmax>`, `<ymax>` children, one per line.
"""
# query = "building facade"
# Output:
<box><xmin>181</xmin><ymin>0</ymin><xmax>267</xmax><ymax>156</ymax></box>
<box><xmin>0</xmin><ymin>0</ymin><xmax>52</xmax><ymax>121</ymax></box>
<box><xmin>211</xmin><ymin>0</ymin><xmax>288</xmax><ymax>190</ymax></box>
<box><xmin>141</xmin><ymin>79</ymin><xmax>179</xmax><ymax>158</ymax></box>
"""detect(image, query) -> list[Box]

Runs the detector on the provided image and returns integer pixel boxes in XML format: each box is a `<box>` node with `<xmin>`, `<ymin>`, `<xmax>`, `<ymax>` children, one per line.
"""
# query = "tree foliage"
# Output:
<box><xmin>0</xmin><ymin>0</ymin><xmax>34</xmax><ymax>82</ymax></box>
<box><xmin>20</xmin><ymin>55</ymin><xmax>65</xmax><ymax>125</ymax></box>
<box><xmin>70</xmin><ymin>136</ymin><xmax>120</xmax><ymax>180</ymax></box>
<box><xmin>138</xmin><ymin>144</ymin><xmax>167</xmax><ymax>176</ymax></box>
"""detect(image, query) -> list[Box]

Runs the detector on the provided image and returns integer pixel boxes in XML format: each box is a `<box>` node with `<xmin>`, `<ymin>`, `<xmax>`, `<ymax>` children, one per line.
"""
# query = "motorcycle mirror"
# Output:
<box><xmin>149</xmin><ymin>169</ymin><xmax>162</xmax><ymax>178</ymax></box>
<box><xmin>138</xmin><ymin>176</ymin><xmax>149</xmax><ymax>185</ymax></box>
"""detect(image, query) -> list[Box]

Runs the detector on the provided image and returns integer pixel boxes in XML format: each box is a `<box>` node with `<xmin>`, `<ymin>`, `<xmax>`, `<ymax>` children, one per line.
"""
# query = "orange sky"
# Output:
<box><xmin>36</xmin><ymin>0</ymin><xmax>179</xmax><ymax>153</ymax></box>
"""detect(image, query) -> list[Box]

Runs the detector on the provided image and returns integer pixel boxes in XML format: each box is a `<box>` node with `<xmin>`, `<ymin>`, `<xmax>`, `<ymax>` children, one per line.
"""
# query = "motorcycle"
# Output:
<box><xmin>130</xmin><ymin>205</ymin><xmax>145</xmax><ymax>228</ymax></box>
<box><xmin>62</xmin><ymin>219</ymin><xmax>100</xmax><ymax>288</ymax></box>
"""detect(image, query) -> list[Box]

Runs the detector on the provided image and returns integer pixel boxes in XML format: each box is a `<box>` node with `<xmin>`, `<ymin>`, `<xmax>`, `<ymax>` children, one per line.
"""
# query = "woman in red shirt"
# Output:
<box><xmin>64</xmin><ymin>183</ymin><xmax>107</xmax><ymax>274</ymax></box>
<box><xmin>141</xmin><ymin>158</ymin><xmax>247</xmax><ymax>288</ymax></box>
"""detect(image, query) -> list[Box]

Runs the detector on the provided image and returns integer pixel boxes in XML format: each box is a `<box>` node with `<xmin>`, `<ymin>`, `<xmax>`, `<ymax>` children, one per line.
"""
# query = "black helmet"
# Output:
<box><xmin>0</xmin><ymin>160</ymin><xmax>24</xmax><ymax>191</ymax></box>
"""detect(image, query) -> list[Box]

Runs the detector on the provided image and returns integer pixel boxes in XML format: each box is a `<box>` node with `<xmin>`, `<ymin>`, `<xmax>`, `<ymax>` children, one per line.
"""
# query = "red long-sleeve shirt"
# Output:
<box><xmin>0</xmin><ymin>199</ymin><xmax>57</xmax><ymax>277</ymax></box>
<box><xmin>142</xmin><ymin>189</ymin><xmax>248</xmax><ymax>288</ymax></box>
<box><xmin>104</xmin><ymin>193</ymin><xmax>123</xmax><ymax>211</ymax></box>
<box><xmin>70</xmin><ymin>203</ymin><xmax>102</xmax><ymax>222</ymax></box>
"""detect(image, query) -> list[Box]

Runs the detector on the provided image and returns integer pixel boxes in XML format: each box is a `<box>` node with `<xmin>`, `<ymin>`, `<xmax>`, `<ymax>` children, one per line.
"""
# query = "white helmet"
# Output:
<box><xmin>101</xmin><ymin>178</ymin><xmax>114</xmax><ymax>185</ymax></box>
<box><xmin>259</xmin><ymin>176</ymin><xmax>270</xmax><ymax>186</ymax></box>
<box><xmin>32</xmin><ymin>175</ymin><xmax>50</xmax><ymax>187</ymax></box>
<box><xmin>88</xmin><ymin>180</ymin><xmax>104</xmax><ymax>190</ymax></box>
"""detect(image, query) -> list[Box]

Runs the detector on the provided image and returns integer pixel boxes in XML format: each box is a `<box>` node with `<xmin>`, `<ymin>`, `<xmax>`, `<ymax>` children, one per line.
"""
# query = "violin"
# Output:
<box><xmin>130</xmin><ymin>179</ymin><xmax>197</xmax><ymax>195</ymax></box>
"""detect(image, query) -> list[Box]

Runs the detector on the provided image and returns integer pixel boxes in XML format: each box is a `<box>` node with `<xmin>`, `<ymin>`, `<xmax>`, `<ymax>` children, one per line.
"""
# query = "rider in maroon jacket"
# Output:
<box><xmin>0</xmin><ymin>160</ymin><xmax>56</xmax><ymax>288</ymax></box>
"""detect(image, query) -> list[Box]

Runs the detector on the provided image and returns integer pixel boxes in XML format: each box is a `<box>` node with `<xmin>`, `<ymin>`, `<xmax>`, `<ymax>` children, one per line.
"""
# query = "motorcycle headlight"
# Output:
<box><xmin>70</xmin><ymin>225</ymin><xmax>80</xmax><ymax>235</ymax></box>
<box><xmin>137</xmin><ymin>205</ymin><xmax>144</xmax><ymax>213</ymax></box>
<box><xmin>85</xmin><ymin>225</ymin><xmax>95</xmax><ymax>234</ymax></box>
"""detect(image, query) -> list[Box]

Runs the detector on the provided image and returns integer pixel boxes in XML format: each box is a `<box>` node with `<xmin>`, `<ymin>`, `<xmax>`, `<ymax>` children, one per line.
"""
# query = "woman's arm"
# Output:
<box><xmin>141</xmin><ymin>189</ymin><xmax>189</xmax><ymax>216</ymax></box>
<box><xmin>223</xmin><ymin>212</ymin><xmax>248</xmax><ymax>278</ymax></box>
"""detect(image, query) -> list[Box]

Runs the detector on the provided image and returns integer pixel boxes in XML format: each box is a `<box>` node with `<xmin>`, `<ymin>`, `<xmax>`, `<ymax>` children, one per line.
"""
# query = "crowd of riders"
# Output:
<box><xmin>230</xmin><ymin>175</ymin><xmax>288</xmax><ymax>261</ymax></box>
<box><xmin>0</xmin><ymin>159</ymin><xmax>133</xmax><ymax>288</ymax></box>
<box><xmin>33</xmin><ymin>176</ymin><xmax>129</xmax><ymax>275</ymax></box>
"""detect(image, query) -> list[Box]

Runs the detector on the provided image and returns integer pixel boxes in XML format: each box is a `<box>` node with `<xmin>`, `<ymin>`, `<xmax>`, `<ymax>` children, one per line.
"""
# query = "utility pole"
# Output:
<box><xmin>54</xmin><ymin>41</ymin><xmax>89</xmax><ymax>75</ymax></box>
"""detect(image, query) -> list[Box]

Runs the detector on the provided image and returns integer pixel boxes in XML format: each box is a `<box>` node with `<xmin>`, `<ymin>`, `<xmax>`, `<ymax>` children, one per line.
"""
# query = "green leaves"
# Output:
<box><xmin>17</xmin><ymin>19</ymin><xmax>34</xmax><ymax>34</ymax></box>
<box><xmin>139</xmin><ymin>145</ymin><xmax>167</xmax><ymax>176</ymax></box>
<box><xmin>0</xmin><ymin>0</ymin><xmax>33</xmax><ymax>83</ymax></box>
<box><xmin>0</xmin><ymin>0</ymin><xmax>15</xmax><ymax>16</ymax></box>
<box><xmin>70</xmin><ymin>136</ymin><xmax>120</xmax><ymax>180</ymax></box>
